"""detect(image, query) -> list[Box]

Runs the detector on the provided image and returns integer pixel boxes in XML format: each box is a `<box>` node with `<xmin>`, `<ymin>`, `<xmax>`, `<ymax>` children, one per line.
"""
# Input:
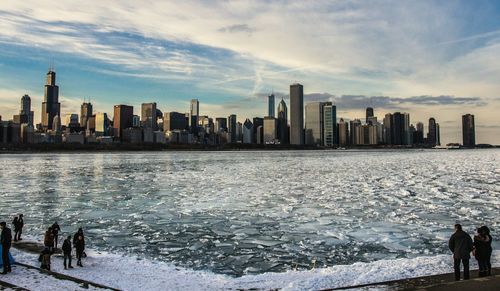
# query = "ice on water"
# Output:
<box><xmin>0</xmin><ymin>149</ymin><xmax>499</xmax><ymax>277</ymax></box>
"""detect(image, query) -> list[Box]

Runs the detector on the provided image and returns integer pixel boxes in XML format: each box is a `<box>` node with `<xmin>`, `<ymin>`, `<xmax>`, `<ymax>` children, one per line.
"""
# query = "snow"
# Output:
<box><xmin>4</xmin><ymin>241</ymin><xmax>500</xmax><ymax>291</ymax></box>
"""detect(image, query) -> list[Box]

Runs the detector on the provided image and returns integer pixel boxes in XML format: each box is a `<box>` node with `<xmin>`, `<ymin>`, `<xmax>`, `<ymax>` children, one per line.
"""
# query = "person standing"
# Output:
<box><xmin>74</xmin><ymin>234</ymin><xmax>85</xmax><ymax>267</ymax></box>
<box><xmin>0</xmin><ymin>222</ymin><xmax>12</xmax><ymax>274</ymax></box>
<box><xmin>62</xmin><ymin>236</ymin><xmax>73</xmax><ymax>269</ymax></box>
<box><xmin>44</xmin><ymin>227</ymin><xmax>55</xmax><ymax>253</ymax></box>
<box><xmin>51</xmin><ymin>222</ymin><xmax>61</xmax><ymax>249</ymax></box>
<box><xmin>16</xmin><ymin>214</ymin><xmax>23</xmax><ymax>241</ymax></box>
<box><xmin>39</xmin><ymin>247</ymin><xmax>52</xmax><ymax>271</ymax></box>
<box><xmin>12</xmin><ymin>217</ymin><xmax>19</xmax><ymax>242</ymax></box>
<box><xmin>449</xmin><ymin>224</ymin><xmax>473</xmax><ymax>280</ymax></box>
<box><xmin>480</xmin><ymin>226</ymin><xmax>493</xmax><ymax>276</ymax></box>
<box><xmin>473</xmin><ymin>227</ymin><xmax>490</xmax><ymax>277</ymax></box>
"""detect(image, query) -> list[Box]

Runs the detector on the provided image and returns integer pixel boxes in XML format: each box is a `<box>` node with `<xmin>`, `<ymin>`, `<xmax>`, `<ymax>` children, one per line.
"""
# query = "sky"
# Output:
<box><xmin>0</xmin><ymin>0</ymin><xmax>499</xmax><ymax>144</ymax></box>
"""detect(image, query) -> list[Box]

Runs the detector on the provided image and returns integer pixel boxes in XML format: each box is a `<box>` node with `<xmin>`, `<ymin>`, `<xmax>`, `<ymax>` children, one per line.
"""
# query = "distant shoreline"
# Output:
<box><xmin>0</xmin><ymin>143</ymin><xmax>497</xmax><ymax>153</ymax></box>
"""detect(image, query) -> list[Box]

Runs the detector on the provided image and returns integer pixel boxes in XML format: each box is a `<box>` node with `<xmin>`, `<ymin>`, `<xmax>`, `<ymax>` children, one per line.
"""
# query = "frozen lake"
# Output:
<box><xmin>0</xmin><ymin>149</ymin><xmax>499</xmax><ymax>276</ymax></box>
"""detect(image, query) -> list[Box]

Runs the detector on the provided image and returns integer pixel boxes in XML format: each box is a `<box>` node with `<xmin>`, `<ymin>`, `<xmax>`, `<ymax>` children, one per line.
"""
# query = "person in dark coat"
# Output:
<box><xmin>51</xmin><ymin>222</ymin><xmax>61</xmax><ymax>249</ymax></box>
<box><xmin>44</xmin><ymin>227</ymin><xmax>55</xmax><ymax>253</ymax></box>
<box><xmin>0</xmin><ymin>222</ymin><xmax>12</xmax><ymax>274</ymax></box>
<box><xmin>449</xmin><ymin>224</ymin><xmax>473</xmax><ymax>280</ymax></box>
<box><xmin>473</xmin><ymin>227</ymin><xmax>490</xmax><ymax>277</ymax></box>
<box><xmin>479</xmin><ymin>226</ymin><xmax>493</xmax><ymax>276</ymax></box>
<box><xmin>74</xmin><ymin>234</ymin><xmax>85</xmax><ymax>267</ymax></box>
<box><xmin>15</xmin><ymin>214</ymin><xmax>23</xmax><ymax>241</ymax></box>
<box><xmin>62</xmin><ymin>235</ymin><xmax>73</xmax><ymax>269</ymax></box>
<box><xmin>39</xmin><ymin>247</ymin><xmax>51</xmax><ymax>271</ymax></box>
<box><xmin>12</xmin><ymin>217</ymin><xmax>19</xmax><ymax>242</ymax></box>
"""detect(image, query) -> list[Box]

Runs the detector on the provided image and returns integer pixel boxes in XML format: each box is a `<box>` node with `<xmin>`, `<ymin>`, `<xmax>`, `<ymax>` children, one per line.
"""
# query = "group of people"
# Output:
<box><xmin>449</xmin><ymin>224</ymin><xmax>493</xmax><ymax>280</ymax></box>
<box><xmin>40</xmin><ymin>224</ymin><xmax>86</xmax><ymax>270</ymax></box>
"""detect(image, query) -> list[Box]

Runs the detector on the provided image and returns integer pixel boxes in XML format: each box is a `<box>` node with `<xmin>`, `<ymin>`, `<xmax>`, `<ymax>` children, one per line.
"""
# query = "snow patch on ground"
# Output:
<box><xmin>5</xmin><ymin>240</ymin><xmax>499</xmax><ymax>291</ymax></box>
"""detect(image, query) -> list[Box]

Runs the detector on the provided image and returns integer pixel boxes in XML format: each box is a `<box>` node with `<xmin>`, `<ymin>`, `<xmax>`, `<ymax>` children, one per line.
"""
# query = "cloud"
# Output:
<box><xmin>218</xmin><ymin>24</ymin><xmax>255</xmax><ymax>34</ymax></box>
<box><xmin>301</xmin><ymin>94</ymin><xmax>486</xmax><ymax>109</ymax></box>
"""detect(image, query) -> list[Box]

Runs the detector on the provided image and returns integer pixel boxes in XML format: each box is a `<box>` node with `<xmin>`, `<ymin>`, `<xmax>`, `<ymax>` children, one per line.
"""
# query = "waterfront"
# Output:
<box><xmin>0</xmin><ymin>149</ymin><xmax>499</xmax><ymax>276</ymax></box>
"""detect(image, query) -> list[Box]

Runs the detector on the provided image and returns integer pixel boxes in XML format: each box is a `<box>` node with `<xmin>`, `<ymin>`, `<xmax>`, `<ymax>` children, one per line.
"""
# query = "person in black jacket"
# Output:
<box><xmin>62</xmin><ymin>235</ymin><xmax>73</xmax><ymax>269</ymax></box>
<box><xmin>479</xmin><ymin>226</ymin><xmax>493</xmax><ymax>276</ymax></box>
<box><xmin>51</xmin><ymin>222</ymin><xmax>61</xmax><ymax>249</ymax></box>
<box><xmin>449</xmin><ymin>224</ymin><xmax>473</xmax><ymax>280</ymax></box>
<box><xmin>473</xmin><ymin>227</ymin><xmax>490</xmax><ymax>277</ymax></box>
<box><xmin>74</xmin><ymin>234</ymin><xmax>85</xmax><ymax>267</ymax></box>
<box><xmin>0</xmin><ymin>222</ymin><xmax>12</xmax><ymax>274</ymax></box>
<box><xmin>16</xmin><ymin>214</ymin><xmax>23</xmax><ymax>241</ymax></box>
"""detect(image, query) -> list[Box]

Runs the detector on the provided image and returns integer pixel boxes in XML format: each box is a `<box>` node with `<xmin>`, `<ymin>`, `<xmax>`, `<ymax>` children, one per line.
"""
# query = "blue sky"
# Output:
<box><xmin>0</xmin><ymin>0</ymin><xmax>499</xmax><ymax>144</ymax></box>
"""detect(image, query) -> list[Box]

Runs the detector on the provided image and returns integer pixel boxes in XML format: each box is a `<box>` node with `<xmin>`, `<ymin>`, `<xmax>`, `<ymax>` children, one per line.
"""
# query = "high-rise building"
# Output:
<box><xmin>80</xmin><ymin>102</ymin><xmax>93</xmax><ymax>130</ymax></box>
<box><xmin>338</xmin><ymin>118</ymin><xmax>348</xmax><ymax>146</ymax></box>
<box><xmin>263</xmin><ymin>117</ymin><xmax>277</xmax><ymax>144</ymax></box>
<box><xmin>242</xmin><ymin>119</ymin><xmax>253</xmax><ymax>144</ymax></box>
<box><xmin>349</xmin><ymin>119</ymin><xmax>362</xmax><ymax>145</ymax></box>
<box><xmin>190</xmin><ymin>99</ymin><xmax>199</xmax><ymax>133</ymax></box>
<box><xmin>403</xmin><ymin>113</ymin><xmax>410</xmax><ymax>145</ymax></box>
<box><xmin>95</xmin><ymin>113</ymin><xmax>110</xmax><ymax>136</ymax></box>
<box><xmin>366</xmin><ymin>107</ymin><xmax>374</xmax><ymax>124</ymax></box>
<box><xmin>391</xmin><ymin>112</ymin><xmax>405</xmax><ymax>145</ymax></box>
<box><xmin>41</xmin><ymin>70</ymin><xmax>60</xmax><ymax>131</ymax></box>
<box><xmin>13</xmin><ymin>95</ymin><xmax>34</xmax><ymax>125</ymax></box>
<box><xmin>236</xmin><ymin>121</ymin><xmax>243</xmax><ymax>142</ymax></box>
<box><xmin>290</xmin><ymin>83</ymin><xmax>304</xmax><ymax>145</ymax></box>
<box><xmin>383</xmin><ymin>113</ymin><xmax>392</xmax><ymax>144</ymax></box>
<box><xmin>227</xmin><ymin>114</ymin><xmax>237</xmax><ymax>143</ymax></box>
<box><xmin>277</xmin><ymin>98</ymin><xmax>288</xmax><ymax>144</ymax></box>
<box><xmin>323</xmin><ymin>103</ymin><xmax>337</xmax><ymax>147</ymax></box>
<box><xmin>64</xmin><ymin>113</ymin><xmax>79</xmax><ymax>132</ymax></box>
<box><xmin>113</xmin><ymin>105</ymin><xmax>134</xmax><ymax>138</ymax></box>
<box><xmin>141</xmin><ymin>103</ymin><xmax>157</xmax><ymax>130</ymax></box>
<box><xmin>164</xmin><ymin>112</ymin><xmax>188</xmax><ymax>132</ymax></box>
<box><xmin>252</xmin><ymin>117</ymin><xmax>264</xmax><ymax>143</ymax></box>
<box><xmin>52</xmin><ymin>114</ymin><xmax>61</xmax><ymax>132</ymax></box>
<box><xmin>427</xmin><ymin>117</ymin><xmax>438</xmax><ymax>146</ymax></box>
<box><xmin>268</xmin><ymin>94</ymin><xmax>275</xmax><ymax>118</ymax></box>
<box><xmin>305</xmin><ymin>102</ymin><xmax>325</xmax><ymax>145</ymax></box>
<box><xmin>215</xmin><ymin>117</ymin><xmax>227</xmax><ymax>132</ymax></box>
<box><xmin>462</xmin><ymin>114</ymin><xmax>475</xmax><ymax>147</ymax></box>
<box><xmin>414</xmin><ymin>122</ymin><xmax>424</xmax><ymax>144</ymax></box>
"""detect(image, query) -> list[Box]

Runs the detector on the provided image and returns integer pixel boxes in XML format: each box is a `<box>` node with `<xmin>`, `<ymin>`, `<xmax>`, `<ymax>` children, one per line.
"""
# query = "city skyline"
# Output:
<box><xmin>1</xmin><ymin>1</ymin><xmax>500</xmax><ymax>144</ymax></box>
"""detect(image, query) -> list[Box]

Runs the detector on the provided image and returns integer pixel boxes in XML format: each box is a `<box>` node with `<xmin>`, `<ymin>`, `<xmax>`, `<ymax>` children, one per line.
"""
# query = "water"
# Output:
<box><xmin>0</xmin><ymin>149</ymin><xmax>499</xmax><ymax>277</ymax></box>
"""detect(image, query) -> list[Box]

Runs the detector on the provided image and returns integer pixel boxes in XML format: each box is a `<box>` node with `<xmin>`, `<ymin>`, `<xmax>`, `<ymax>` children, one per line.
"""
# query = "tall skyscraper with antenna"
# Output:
<box><xmin>41</xmin><ymin>69</ymin><xmax>60</xmax><ymax>131</ymax></box>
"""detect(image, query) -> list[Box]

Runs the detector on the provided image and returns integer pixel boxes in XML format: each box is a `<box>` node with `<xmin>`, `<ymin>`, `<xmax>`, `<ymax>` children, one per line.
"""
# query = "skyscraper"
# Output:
<box><xmin>427</xmin><ymin>117</ymin><xmax>437</xmax><ymax>146</ymax></box>
<box><xmin>95</xmin><ymin>113</ymin><xmax>110</xmax><ymax>136</ymax></box>
<box><xmin>242</xmin><ymin>119</ymin><xmax>253</xmax><ymax>144</ymax></box>
<box><xmin>41</xmin><ymin>70</ymin><xmax>60</xmax><ymax>131</ymax></box>
<box><xmin>323</xmin><ymin>103</ymin><xmax>337</xmax><ymax>147</ymax></box>
<box><xmin>414</xmin><ymin>122</ymin><xmax>424</xmax><ymax>144</ymax></box>
<box><xmin>215</xmin><ymin>117</ymin><xmax>227</xmax><ymax>132</ymax></box>
<box><xmin>14</xmin><ymin>95</ymin><xmax>34</xmax><ymax>125</ymax></box>
<box><xmin>290</xmin><ymin>83</ymin><xmax>304</xmax><ymax>145</ymax></box>
<box><xmin>113</xmin><ymin>105</ymin><xmax>134</xmax><ymax>138</ymax></box>
<box><xmin>383</xmin><ymin>113</ymin><xmax>392</xmax><ymax>144</ymax></box>
<box><xmin>391</xmin><ymin>112</ymin><xmax>405</xmax><ymax>145</ymax></box>
<box><xmin>305</xmin><ymin>102</ymin><xmax>325</xmax><ymax>145</ymax></box>
<box><xmin>349</xmin><ymin>119</ymin><xmax>362</xmax><ymax>145</ymax></box>
<box><xmin>462</xmin><ymin>114</ymin><xmax>475</xmax><ymax>147</ymax></box>
<box><xmin>277</xmin><ymin>98</ymin><xmax>288</xmax><ymax>144</ymax></box>
<box><xmin>338</xmin><ymin>118</ymin><xmax>348</xmax><ymax>146</ymax></box>
<box><xmin>227</xmin><ymin>114</ymin><xmax>237</xmax><ymax>143</ymax></box>
<box><xmin>190</xmin><ymin>99</ymin><xmax>199</xmax><ymax>133</ymax></box>
<box><xmin>366</xmin><ymin>107</ymin><xmax>374</xmax><ymax>124</ymax></box>
<box><xmin>81</xmin><ymin>102</ymin><xmax>93</xmax><ymax>130</ymax></box>
<box><xmin>252</xmin><ymin>117</ymin><xmax>264</xmax><ymax>143</ymax></box>
<box><xmin>141</xmin><ymin>102</ymin><xmax>157</xmax><ymax>130</ymax></box>
<box><xmin>268</xmin><ymin>94</ymin><xmax>275</xmax><ymax>118</ymax></box>
<box><xmin>164</xmin><ymin>112</ymin><xmax>188</xmax><ymax>132</ymax></box>
<box><xmin>263</xmin><ymin>116</ymin><xmax>277</xmax><ymax>144</ymax></box>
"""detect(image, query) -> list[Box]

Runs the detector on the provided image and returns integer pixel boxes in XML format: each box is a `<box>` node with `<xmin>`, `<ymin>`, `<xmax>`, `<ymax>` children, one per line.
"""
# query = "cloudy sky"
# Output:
<box><xmin>0</xmin><ymin>0</ymin><xmax>499</xmax><ymax>144</ymax></box>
